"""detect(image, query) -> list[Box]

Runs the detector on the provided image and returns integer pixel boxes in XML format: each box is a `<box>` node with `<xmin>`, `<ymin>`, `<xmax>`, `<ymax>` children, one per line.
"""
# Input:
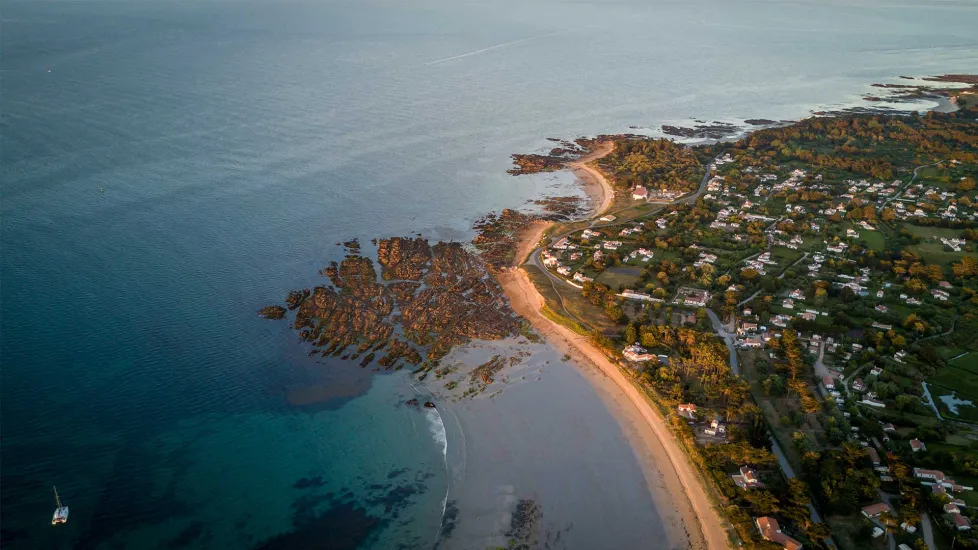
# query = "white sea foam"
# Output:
<box><xmin>426</xmin><ymin>407</ymin><xmax>449</xmax><ymax>461</ymax></box>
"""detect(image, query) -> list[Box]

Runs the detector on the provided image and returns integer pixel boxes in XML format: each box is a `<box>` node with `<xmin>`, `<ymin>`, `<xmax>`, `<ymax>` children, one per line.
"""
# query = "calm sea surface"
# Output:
<box><xmin>3</xmin><ymin>0</ymin><xmax>977</xmax><ymax>548</ymax></box>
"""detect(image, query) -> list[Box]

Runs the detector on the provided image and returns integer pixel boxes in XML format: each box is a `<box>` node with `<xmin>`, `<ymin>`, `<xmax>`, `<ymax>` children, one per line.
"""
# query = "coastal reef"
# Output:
<box><xmin>472</xmin><ymin>209</ymin><xmax>537</xmax><ymax>270</ymax></box>
<box><xmin>507</xmin><ymin>137</ymin><xmax>601</xmax><ymax>175</ymax></box>
<box><xmin>661</xmin><ymin>121</ymin><xmax>741</xmax><ymax>140</ymax></box>
<box><xmin>263</xmin><ymin>237</ymin><xmax>521</xmax><ymax>371</ymax></box>
<box><xmin>257</xmin><ymin>305</ymin><xmax>287</xmax><ymax>319</ymax></box>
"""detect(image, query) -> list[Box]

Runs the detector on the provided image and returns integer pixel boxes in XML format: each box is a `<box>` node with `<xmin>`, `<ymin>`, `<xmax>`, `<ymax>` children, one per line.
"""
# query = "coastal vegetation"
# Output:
<box><xmin>262</xmin><ymin>74</ymin><xmax>977</xmax><ymax>549</ymax></box>
<box><xmin>597</xmin><ymin>137</ymin><xmax>704</xmax><ymax>193</ymax></box>
<box><xmin>526</xmin><ymin>79</ymin><xmax>978</xmax><ymax>550</ymax></box>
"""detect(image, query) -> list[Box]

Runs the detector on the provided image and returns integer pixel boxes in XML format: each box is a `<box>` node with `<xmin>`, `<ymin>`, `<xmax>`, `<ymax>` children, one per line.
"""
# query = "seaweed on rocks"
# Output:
<box><xmin>258</xmin><ymin>305</ymin><xmax>287</xmax><ymax>319</ymax></box>
<box><xmin>472</xmin><ymin>209</ymin><xmax>536</xmax><ymax>270</ymax></box>
<box><xmin>661</xmin><ymin>122</ymin><xmax>741</xmax><ymax>139</ymax></box>
<box><xmin>342</xmin><ymin>238</ymin><xmax>360</xmax><ymax>253</ymax></box>
<box><xmin>261</xmin><ymin>238</ymin><xmax>521</xmax><ymax>381</ymax></box>
<box><xmin>504</xmin><ymin>499</ymin><xmax>543</xmax><ymax>550</ymax></box>
<box><xmin>531</xmin><ymin>196</ymin><xmax>586</xmax><ymax>221</ymax></box>
<box><xmin>285</xmin><ymin>289</ymin><xmax>310</xmax><ymax>310</ymax></box>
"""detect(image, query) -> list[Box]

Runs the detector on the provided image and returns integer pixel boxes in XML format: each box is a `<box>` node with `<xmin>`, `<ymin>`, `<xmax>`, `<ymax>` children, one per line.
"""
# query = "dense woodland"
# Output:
<box><xmin>598</xmin><ymin>138</ymin><xmax>705</xmax><ymax>192</ymax></box>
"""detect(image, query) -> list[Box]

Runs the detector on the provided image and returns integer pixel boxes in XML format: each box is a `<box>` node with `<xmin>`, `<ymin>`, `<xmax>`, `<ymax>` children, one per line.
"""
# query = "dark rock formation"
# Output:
<box><xmin>258</xmin><ymin>305</ymin><xmax>287</xmax><ymax>319</ymax></box>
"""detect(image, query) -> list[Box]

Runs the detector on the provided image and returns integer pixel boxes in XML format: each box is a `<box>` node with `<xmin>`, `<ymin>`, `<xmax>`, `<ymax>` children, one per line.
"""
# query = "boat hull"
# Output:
<box><xmin>52</xmin><ymin>506</ymin><xmax>69</xmax><ymax>525</ymax></box>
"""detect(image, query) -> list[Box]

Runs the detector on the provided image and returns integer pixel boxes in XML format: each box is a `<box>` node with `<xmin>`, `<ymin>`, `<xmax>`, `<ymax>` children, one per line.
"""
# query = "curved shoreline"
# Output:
<box><xmin>501</xmin><ymin>145</ymin><xmax>731</xmax><ymax>550</ymax></box>
<box><xmin>567</xmin><ymin>141</ymin><xmax>616</xmax><ymax>217</ymax></box>
<box><xmin>497</xmin><ymin>268</ymin><xmax>730</xmax><ymax>550</ymax></box>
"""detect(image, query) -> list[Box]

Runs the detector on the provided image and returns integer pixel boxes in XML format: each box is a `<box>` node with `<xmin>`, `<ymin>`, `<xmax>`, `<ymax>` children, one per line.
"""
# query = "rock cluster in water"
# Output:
<box><xmin>661</xmin><ymin>122</ymin><xmax>741</xmax><ymax>139</ymax></box>
<box><xmin>260</xmin><ymin>237</ymin><xmax>520</xmax><ymax>371</ymax></box>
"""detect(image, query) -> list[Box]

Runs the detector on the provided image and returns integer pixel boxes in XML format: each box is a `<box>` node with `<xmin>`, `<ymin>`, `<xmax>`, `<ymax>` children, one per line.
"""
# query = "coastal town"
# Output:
<box><xmin>521</xmin><ymin>91</ymin><xmax>978</xmax><ymax>550</ymax></box>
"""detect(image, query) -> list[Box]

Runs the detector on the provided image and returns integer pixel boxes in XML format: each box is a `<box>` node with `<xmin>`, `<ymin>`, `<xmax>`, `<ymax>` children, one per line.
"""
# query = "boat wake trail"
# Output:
<box><xmin>425</xmin><ymin>31</ymin><xmax>563</xmax><ymax>66</ymax></box>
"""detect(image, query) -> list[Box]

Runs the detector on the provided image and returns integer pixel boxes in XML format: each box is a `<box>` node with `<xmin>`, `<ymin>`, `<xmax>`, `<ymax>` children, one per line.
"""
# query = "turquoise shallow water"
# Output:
<box><xmin>3</xmin><ymin>0</ymin><xmax>977</xmax><ymax>548</ymax></box>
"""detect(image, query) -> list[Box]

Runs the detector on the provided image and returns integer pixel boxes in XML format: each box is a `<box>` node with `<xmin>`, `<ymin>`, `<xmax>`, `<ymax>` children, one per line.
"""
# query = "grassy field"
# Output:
<box><xmin>857</xmin><ymin>228</ymin><xmax>886</xmax><ymax>251</ymax></box>
<box><xmin>950</xmin><ymin>352</ymin><xmax>978</xmax><ymax>373</ymax></box>
<box><xmin>907</xmin><ymin>242</ymin><xmax>967</xmax><ymax>267</ymax></box>
<box><xmin>596</xmin><ymin>265</ymin><xmax>643</xmax><ymax>290</ymax></box>
<box><xmin>897</xmin><ymin>223</ymin><xmax>970</xmax><ymax>266</ymax></box>
<box><xmin>904</xmin><ymin>224</ymin><xmax>966</xmax><ymax>240</ymax></box>
<box><xmin>524</xmin><ymin>264</ymin><xmax>617</xmax><ymax>334</ymax></box>
<box><xmin>929</xmin><ymin>364</ymin><xmax>978</xmax><ymax>400</ymax></box>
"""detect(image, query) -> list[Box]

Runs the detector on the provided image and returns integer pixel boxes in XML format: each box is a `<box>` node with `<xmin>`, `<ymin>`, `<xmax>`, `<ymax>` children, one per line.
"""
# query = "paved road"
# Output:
<box><xmin>878</xmin><ymin>161</ymin><xmax>941</xmax><ymax>214</ymax></box>
<box><xmin>706</xmin><ymin>308</ymin><xmax>740</xmax><ymax>375</ymax></box>
<box><xmin>770</xmin><ymin>435</ymin><xmax>838</xmax><ymax>549</ymax></box>
<box><xmin>814</xmin><ymin>342</ymin><xmax>830</xmax><ymax>379</ymax></box>
<box><xmin>921</xmin><ymin>512</ymin><xmax>937</xmax><ymax>550</ymax></box>
<box><xmin>874</xmin><ymin>490</ymin><xmax>898</xmax><ymax>550</ymax></box>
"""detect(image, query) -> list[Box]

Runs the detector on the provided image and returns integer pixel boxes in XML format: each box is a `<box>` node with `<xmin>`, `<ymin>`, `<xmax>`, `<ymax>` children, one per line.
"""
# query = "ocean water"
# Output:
<box><xmin>2</xmin><ymin>0</ymin><xmax>977</xmax><ymax>548</ymax></box>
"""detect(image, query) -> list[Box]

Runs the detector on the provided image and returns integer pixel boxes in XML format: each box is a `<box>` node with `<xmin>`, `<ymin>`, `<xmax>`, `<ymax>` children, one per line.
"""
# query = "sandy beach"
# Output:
<box><xmin>428</xmin><ymin>337</ymin><xmax>677</xmax><ymax>550</ymax></box>
<box><xmin>497</xmin><ymin>268</ymin><xmax>731</xmax><ymax>550</ymax></box>
<box><xmin>497</xmin><ymin>143</ymin><xmax>731</xmax><ymax>549</ymax></box>
<box><xmin>567</xmin><ymin>141</ymin><xmax>616</xmax><ymax>217</ymax></box>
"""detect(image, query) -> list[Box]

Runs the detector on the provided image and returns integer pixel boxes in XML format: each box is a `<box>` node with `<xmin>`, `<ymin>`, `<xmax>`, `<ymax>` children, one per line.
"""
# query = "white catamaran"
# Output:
<box><xmin>51</xmin><ymin>486</ymin><xmax>69</xmax><ymax>525</ymax></box>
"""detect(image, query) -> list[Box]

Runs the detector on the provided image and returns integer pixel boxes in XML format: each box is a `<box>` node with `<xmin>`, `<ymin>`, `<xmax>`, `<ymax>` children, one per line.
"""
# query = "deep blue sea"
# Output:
<box><xmin>3</xmin><ymin>0</ymin><xmax>977</xmax><ymax>548</ymax></box>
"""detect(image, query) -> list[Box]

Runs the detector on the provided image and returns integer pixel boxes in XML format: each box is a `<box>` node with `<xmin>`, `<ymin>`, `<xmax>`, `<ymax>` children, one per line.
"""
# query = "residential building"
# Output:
<box><xmin>755</xmin><ymin>517</ymin><xmax>803</xmax><ymax>550</ymax></box>
<box><xmin>732</xmin><ymin>466</ymin><xmax>761</xmax><ymax>489</ymax></box>
<box><xmin>623</xmin><ymin>344</ymin><xmax>655</xmax><ymax>362</ymax></box>
<box><xmin>862</xmin><ymin>502</ymin><xmax>892</xmax><ymax>519</ymax></box>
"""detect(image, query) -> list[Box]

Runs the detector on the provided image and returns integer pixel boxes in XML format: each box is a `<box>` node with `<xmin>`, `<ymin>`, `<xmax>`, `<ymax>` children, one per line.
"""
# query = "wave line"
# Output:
<box><xmin>425</xmin><ymin>32</ymin><xmax>560</xmax><ymax>66</ymax></box>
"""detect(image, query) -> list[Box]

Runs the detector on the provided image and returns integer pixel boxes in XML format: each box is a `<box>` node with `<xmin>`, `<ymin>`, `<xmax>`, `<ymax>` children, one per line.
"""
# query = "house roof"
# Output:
<box><xmin>954</xmin><ymin>513</ymin><xmax>972</xmax><ymax>528</ymax></box>
<box><xmin>862</xmin><ymin>502</ymin><xmax>891</xmax><ymax>517</ymax></box>
<box><xmin>756</xmin><ymin>517</ymin><xmax>803</xmax><ymax>550</ymax></box>
<box><xmin>741</xmin><ymin>466</ymin><xmax>758</xmax><ymax>483</ymax></box>
<box><xmin>756</xmin><ymin>516</ymin><xmax>779</xmax><ymax>536</ymax></box>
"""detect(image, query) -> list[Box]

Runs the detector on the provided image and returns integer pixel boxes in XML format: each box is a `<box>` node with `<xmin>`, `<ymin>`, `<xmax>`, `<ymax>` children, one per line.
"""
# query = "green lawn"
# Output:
<box><xmin>907</xmin><ymin>242</ymin><xmax>967</xmax><ymax>267</ymax></box>
<box><xmin>904</xmin><ymin>225</ymin><xmax>965</xmax><ymax>240</ymax></box>
<box><xmin>950</xmin><ymin>352</ymin><xmax>978</xmax><ymax>373</ymax></box>
<box><xmin>524</xmin><ymin>265</ymin><xmax>617</xmax><ymax>334</ymax></box>
<box><xmin>858</xmin><ymin>229</ymin><xmax>886</xmax><ymax>251</ymax></box>
<box><xmin>938</xmin><ymin>347</ymin><xmax>970</xmax><ymax>362</ymax></box>
<box><xmin>596</xmin><ymin>266</ymin><xmax>643</xmax><ymax>290</ymax></box>
<box><xmin>929</xmin><ymin>365</ymin><xmax>978</xmax><ymax>400</ymax></box>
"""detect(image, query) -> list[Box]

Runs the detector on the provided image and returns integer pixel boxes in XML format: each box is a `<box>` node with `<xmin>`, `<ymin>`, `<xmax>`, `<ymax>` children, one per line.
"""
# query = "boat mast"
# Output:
<box><xmin>53</xmin><ymin>486</ymin><xmax>62</xmax><ymax>509</ymax></box>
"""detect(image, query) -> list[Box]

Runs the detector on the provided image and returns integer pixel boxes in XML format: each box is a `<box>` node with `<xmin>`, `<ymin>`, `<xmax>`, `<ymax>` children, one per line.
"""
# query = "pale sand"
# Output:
<box><xmin>567</xmin><ymin>141</ymin><xmax>615</xmax><ymax>217</ymax></box>
<box><xmin>508</xmin><ymin>143</ymin><xmax>614</xmax><ymax>268</ymax></box>
<box><xmin>512</xmin><ymin>220</ymin><xmax>552</xmax><ymax>266</ymax></box>
<box><xmin>497</xmin><ymin>267</ymin><xmax>732</xmax><ymax>550</ymax></box>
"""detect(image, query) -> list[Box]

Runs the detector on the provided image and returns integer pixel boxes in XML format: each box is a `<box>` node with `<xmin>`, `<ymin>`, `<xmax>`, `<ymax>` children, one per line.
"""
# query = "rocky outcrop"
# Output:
<box><xmin>258</xmin><ymin>305</ymin><xmax>287</xmax><ymax>319</ymax></box>
<box><xmin>377</xmin><ymin>237</ymin><xmax>431</xmax><ymax>281</ymax></box>
<box><xmin>262</xmin><ymin>237</ymin><xmax>520</xmax><ymax>371</ymax></box>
